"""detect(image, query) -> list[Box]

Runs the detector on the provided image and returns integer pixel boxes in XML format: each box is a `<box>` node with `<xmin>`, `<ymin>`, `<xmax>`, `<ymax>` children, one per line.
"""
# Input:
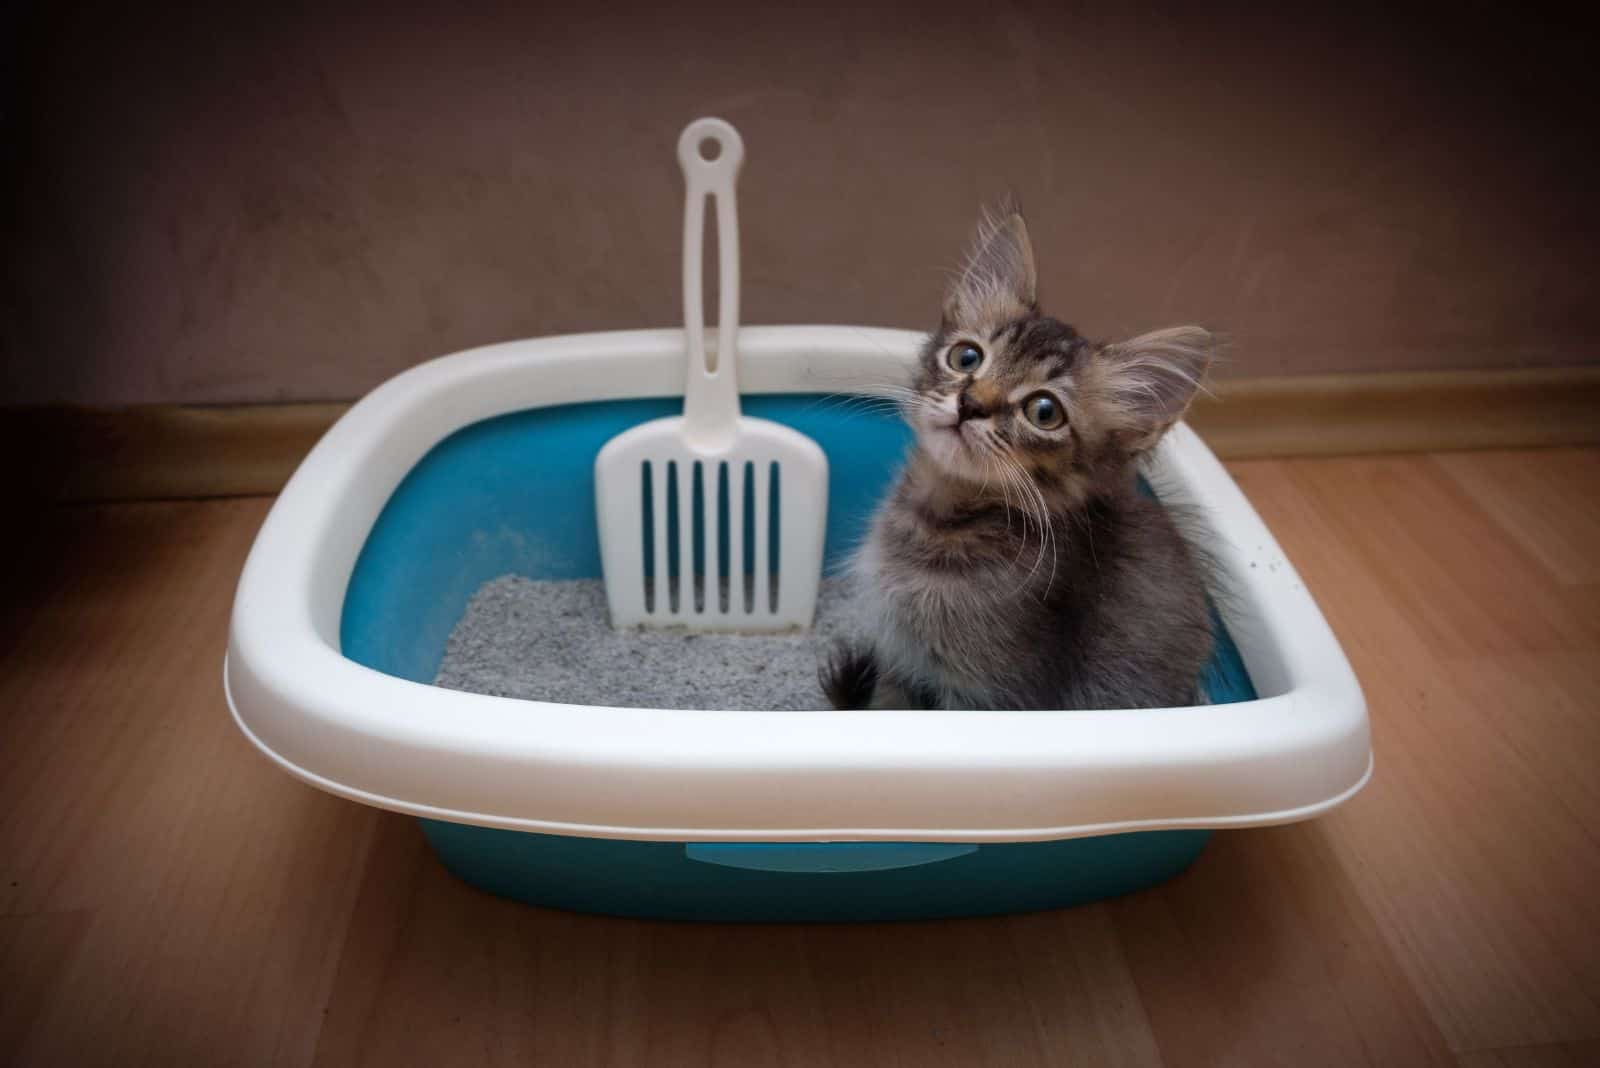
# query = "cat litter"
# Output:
<box><xmin>434</xmin><ymin>576</ymin><xmax>860</xmax><ymax>711</ymax></box>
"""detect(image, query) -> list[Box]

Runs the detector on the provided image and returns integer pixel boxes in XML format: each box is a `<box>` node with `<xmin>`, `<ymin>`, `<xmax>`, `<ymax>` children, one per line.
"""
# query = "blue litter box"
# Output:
<box><xmin>225</xmin><ymin>326</ymin><xmax>1371</xmax><ymax>923</ymax></box>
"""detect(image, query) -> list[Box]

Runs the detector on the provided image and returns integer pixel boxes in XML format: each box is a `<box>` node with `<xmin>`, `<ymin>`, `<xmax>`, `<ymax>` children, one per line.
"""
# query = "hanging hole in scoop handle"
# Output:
<box><xmin>677</xmin><ymin>117</ymin><xmax>744</xmax><ymax>183</ymax></box>
<box><xmin>677</xmin><ymin>118</ymin><xmax>744</xmax><ymax>450</ymax></box>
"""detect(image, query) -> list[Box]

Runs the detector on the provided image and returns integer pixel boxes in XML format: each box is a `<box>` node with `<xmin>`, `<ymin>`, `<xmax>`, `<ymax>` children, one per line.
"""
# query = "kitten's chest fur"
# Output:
<box><xmin>855</xmin><ymin>482</ymin><xmax>1066</xmax><ymax>705</ymax></box>
<box><xmin>854</xmin><ymin>460</ymin><xmax>1212</xmax><ymax>710</ymax></box>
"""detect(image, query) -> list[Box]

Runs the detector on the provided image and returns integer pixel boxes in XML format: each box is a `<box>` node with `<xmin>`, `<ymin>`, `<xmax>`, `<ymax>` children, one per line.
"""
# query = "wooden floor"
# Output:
<box><xmin>2</xmin><ymin>449</ymin><xmax>1598</xmax><ymax>1067</ymax></box>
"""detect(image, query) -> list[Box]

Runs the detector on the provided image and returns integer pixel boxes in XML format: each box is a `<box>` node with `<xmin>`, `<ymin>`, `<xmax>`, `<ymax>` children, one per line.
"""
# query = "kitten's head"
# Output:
<box><xmin>909</xmin><ymin>206</ymin><xmax>1214</xmax><ymax>494</ymax></box>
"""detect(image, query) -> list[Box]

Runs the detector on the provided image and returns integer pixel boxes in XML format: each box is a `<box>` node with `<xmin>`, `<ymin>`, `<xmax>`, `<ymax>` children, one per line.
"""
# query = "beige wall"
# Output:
<box><xmin>4</xmin><ymin>3</ymin><xmax>1596</xmax><ymax>406</ymax></box>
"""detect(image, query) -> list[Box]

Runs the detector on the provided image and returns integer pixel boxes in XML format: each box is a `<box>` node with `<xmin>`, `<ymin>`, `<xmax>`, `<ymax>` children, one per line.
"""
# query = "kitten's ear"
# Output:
<box><xmin>1095</xmin><ymin>326</ymin><xmax>1215</xmax><ymax>452</ymax></box>
<box><xmin>943</xmin><ymin>206</ymin><xmax>1038</xmax><ymax>328</ymax></box>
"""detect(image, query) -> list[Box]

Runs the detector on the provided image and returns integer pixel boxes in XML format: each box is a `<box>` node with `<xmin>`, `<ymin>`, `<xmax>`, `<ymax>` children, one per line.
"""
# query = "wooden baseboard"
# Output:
<box><xmin>1188</xmin><ymin>366</ymin><xmax>1600</xmax><ymax>459</ymax></box>
<box><xmin>7</xmin><ymin>402</ymin><xmax>351</xmax><ymax>502</ymax></box>
<box><xmin>7</xmin><ymin>368</ymin><xmax>1597</xmax><ymax>502</ymax></box>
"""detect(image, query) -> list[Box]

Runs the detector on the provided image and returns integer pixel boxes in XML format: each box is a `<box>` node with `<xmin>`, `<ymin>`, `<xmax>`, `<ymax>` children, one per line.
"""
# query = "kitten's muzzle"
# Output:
<box><xmin>956</xmin><ymin>390</ymin><xmax>990</xmax><ymax>424</ymax></box>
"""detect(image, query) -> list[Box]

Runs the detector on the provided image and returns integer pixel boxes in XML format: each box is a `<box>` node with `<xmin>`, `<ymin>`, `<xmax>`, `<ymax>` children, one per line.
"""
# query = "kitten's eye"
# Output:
<box><xmin>947</xmin><ymin>342</ymin><xmax>984</xmax><ymax>373</ymax></box>
<box><xmin>1023</xmin><ymin>392</ymin><xmax>1066</xmax><ymax>430</ymax></box>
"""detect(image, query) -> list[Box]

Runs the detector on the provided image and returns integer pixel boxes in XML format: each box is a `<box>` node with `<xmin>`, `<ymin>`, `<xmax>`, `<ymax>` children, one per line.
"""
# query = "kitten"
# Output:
<box><xmin>822</xmin><ymin>207</ymin><xmax>1216</xmax><ymax>710</ymax></box>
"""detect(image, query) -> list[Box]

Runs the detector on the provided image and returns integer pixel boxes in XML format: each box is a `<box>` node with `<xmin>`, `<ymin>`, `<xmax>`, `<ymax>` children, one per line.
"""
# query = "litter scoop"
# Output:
<box><xmin>595</xmin><ymin>117</ymin><xmax>828</xmax><ymax>630</ymax></box>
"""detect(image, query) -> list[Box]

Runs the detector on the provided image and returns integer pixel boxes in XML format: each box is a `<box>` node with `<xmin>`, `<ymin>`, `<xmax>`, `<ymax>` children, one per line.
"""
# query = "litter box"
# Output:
<box><xmin>224</xmin><ymin>325</ymin><xmax>1371</xmax><ymax>922</ymax></box>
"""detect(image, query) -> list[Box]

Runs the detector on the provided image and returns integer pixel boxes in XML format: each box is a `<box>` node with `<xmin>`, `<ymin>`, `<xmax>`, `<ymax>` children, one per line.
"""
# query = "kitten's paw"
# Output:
<box><xmin>819</xmin><ymin>642</ymin><xmax>879</xmax><ymax>710</ymax></box>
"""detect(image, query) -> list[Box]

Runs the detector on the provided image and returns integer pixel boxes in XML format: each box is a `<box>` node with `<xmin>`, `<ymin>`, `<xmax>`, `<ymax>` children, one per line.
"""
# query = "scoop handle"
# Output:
<box><xmin>677</xmin><ymin>118</ymin><xmax>744</xmax><ymax>451</ymax></box>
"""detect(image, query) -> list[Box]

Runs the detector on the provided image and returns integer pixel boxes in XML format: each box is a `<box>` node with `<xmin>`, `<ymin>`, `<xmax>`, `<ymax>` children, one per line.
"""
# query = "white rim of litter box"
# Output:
<box><xmin>225</xmin><ymin>326</ymin><xmax>1371</xmax><ymax>843</ymax></box>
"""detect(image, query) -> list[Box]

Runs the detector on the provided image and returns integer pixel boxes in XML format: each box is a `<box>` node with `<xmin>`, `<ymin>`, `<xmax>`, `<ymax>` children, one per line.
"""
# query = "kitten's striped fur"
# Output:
<box><xmin>822</xmin><ymin>207</ymin><xmax>1216</xmax><ymax>710</ymax></box>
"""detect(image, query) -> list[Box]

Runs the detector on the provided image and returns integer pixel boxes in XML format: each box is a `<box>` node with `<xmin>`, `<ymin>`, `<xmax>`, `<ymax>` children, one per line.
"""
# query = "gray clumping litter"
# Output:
<box><xmin>433</xmin><ymin>575</ymin><xmax>863</xmax><ymax>710</ymax></box>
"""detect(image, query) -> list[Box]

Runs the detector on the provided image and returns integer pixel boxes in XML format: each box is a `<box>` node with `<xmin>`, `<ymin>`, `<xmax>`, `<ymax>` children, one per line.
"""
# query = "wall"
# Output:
<box><xmin>3</xmin><ymin>2</ymin><xmax>1596</xmax><ymax>406</ymax></box>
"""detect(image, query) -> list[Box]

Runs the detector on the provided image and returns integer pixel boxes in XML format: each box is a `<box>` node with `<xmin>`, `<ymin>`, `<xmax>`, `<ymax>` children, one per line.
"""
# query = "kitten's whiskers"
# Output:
<box><xmin>988</xmin><ymin>443</ymin><xmax>1058</xmax><ymax>597</ymax></box>
<box><xmin>974</xmin><ymin>435</ymin><xmax>1056</xmax><ymax>599</ymax></box>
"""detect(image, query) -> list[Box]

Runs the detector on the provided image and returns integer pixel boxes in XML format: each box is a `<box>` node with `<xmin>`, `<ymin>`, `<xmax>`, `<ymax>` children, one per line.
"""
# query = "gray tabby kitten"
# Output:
<box><xmin>823</xmin><ymin>208</ymin><xmax>1216</xmax><ymax>710</ymax></box>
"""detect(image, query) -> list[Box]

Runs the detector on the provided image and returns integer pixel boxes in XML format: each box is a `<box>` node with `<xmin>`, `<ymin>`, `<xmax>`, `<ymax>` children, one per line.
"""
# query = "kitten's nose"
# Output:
<box><xmin>956</xmin><ymin>390</ymin><xmax>989</xmax><ymax>424</ymax></box>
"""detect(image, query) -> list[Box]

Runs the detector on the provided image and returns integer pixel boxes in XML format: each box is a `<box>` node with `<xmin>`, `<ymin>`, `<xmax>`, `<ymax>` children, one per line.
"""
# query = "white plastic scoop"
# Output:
<box><xmin>594</xmin><ymin>118</ymin><xmax>828</xmax><ymax>631</ymax></box>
